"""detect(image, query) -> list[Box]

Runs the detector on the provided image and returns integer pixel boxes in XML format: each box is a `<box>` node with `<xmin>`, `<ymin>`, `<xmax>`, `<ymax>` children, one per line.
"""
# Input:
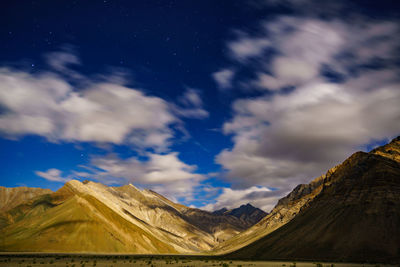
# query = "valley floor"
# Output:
<box><xmin>0</xmin><ymin>255</ymin><xmax>396</xmax><ymax>267</ymax></box>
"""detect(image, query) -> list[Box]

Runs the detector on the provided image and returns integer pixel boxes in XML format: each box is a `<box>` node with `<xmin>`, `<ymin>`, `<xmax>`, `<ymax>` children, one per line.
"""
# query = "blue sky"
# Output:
<box><xmin>0</xmin><ymin>0</ymin><xmax>399</xmax><ymax>211</ymax></box>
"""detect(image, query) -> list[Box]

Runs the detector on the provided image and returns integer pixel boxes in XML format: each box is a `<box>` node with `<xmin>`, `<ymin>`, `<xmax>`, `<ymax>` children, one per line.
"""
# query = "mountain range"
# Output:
<box><xmin>0</xmin><ymin>179</ymin><xmax>265</xmax><ymax>253</ymax></box>
<box><xmin>0</xmin><ymin>136</ymin><xmax>399</xmax><ymax>263</ymax></box>
<box><xmin>212</xmin><ymin>204</ymin><xmax>267</xmax><ymax>227</ymax></box>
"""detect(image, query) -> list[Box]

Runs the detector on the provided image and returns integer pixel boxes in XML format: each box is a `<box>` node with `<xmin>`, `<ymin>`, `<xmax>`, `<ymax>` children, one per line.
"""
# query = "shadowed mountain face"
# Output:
<box><xmin>213</xmin><ymin>204</ymin><xmax>267</xmax><ymax>227</ymax></box>
<box><xmin>0</xmin><ymin>180</ymin><xmax>265</xmax><ymax>253</ymax></box>
<box><xmin>226</xmin><ymin>136</ymin><xmax>400</xmax><ymax>263</ymax></box>
<box><xmin>213</xmin><ymin>159</ymin><xmax>334</xmax><ymax>254</ymax></box>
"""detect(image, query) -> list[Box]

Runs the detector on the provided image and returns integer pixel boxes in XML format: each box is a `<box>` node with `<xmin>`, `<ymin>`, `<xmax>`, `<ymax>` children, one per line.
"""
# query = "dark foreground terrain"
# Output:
<box><xmin>0</xmin><ymin>254</ymin><xmax>397</xmax><ymax>267</ymax></box>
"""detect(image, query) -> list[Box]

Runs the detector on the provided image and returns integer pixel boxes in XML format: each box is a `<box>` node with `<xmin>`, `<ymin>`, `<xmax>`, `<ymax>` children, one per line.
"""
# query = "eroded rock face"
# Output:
<box><xmin>228</xmin><ymin>136</ymin><xmax>400</xmax><ymax>263</ymax></box>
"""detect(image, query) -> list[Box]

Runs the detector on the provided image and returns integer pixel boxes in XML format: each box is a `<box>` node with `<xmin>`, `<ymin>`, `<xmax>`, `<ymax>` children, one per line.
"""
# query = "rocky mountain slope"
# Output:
<box><xmin>0</xmin><ymin>186</ymin><xmax>52</xmax><ymax>212</ymax></box>
<box><xmin>213</xmin><ymin>203</ymin><xmax>267</xmax><ymax>227</ymax></box>
<box><xmin>0</xmin><ymin>180</ymin><xmax>265</xmax><ymax>253</ymax></box>
<box><xmin>226</xmin><ymin>136</ymin><xmax>400</xmax><ymax>263</ymax></box>
<box><xmin>213</xmin><ymin>165</ymin><xmax>332</xmax><ymax>253</ymax></box>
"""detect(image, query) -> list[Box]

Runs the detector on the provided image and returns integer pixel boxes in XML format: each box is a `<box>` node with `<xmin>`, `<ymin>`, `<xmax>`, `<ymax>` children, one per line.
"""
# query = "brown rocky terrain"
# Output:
<box><xmin>226</xmin><ymin>136</ymin><xmax>400</xmax><ymax>263</ymax></box>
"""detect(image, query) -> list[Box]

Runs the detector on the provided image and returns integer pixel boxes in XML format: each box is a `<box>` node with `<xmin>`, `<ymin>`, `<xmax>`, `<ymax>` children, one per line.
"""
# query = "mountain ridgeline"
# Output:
<box><xmin>212</xmin><ymin>204</ymin><xmax>267</xmax><ymax>227</ymax></box>
<box><xmin>0</xmin><ymin>136</ymin><xmax>399</xmax><ymax>263</ymax></box>
<box><xmin>0</xmin><ymin>180</ymin><xmax>266</xmax><ymax>253</ymax></box>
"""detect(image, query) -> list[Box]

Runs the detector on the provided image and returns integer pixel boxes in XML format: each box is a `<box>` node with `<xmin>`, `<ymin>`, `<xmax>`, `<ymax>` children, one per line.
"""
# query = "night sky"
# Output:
<box><xmin>1</xmin><ymin>0</ymin><xmax>399</xmax><ymax>211</ymax></box>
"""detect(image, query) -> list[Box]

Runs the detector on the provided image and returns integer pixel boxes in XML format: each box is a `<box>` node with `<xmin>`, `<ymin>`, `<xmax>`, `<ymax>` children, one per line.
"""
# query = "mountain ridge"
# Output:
<box><xmin>1</xmin><ymin>136</ymin><xmax>398</xmax><ymax>261</ymax></box>
<box><xmin>0</xmin><ymin>179</ymin><xmax>266</xmax><ymax>253</ymax></box>
<box><xmin>212</xmin><ymin>204</ymin><xmax>267</xmax><ymax>227</ymax></box>
<box><xmin>225</xmin><ymin>136</ymin><xmax>400</xmax><ymax>263</ymax></box>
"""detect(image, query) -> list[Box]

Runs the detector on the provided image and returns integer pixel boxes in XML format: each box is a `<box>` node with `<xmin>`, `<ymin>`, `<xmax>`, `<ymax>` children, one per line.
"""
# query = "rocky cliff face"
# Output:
<box><xmin>227</xmin><ymin>136</ymin><xmax>400</xmax><ymax>263</ymax></box>
<box><xmin>0</xmin><ymin>180</ymin><xmax>261</xmax><ymax>253</ymax></box>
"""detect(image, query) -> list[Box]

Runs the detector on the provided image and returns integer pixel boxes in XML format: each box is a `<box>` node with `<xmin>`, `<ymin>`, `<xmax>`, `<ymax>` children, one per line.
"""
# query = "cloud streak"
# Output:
<box><xmin>173</xmin><ymin>88</ymin><xmax>209</xmax><ymax>119</ymax></box>
<box><xmin>212</xmin><ymin>69</ymin><xmax>235</xmax><ymax>90</ymax></box>
<box><xmin>0</xmin><ymin>51</ymin><xmax>211</xmax><ymax>151</ymax></box>
<box><xmin>215</xmin><ymin>10</ymin><xmax>400</xmax><ymax>206</ymax></box>
<box><xmin>35</xmin><ymin>168</ymin><xmax>71</xmax><ymax>183</ymax></box>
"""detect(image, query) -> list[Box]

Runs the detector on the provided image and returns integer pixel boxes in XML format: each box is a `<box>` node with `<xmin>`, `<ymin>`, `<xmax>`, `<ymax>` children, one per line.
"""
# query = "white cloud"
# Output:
<box><xmin>0</xmin><ymin>52</ymin><xmax>181</xmax><ymax>151</ymax></box>
<box><xmin>202</xmin><ymin>186</ymin><xmax>277</xmax><ymax>212</ymax></box>
<box><xmin>219</xmin><ymin>70</ymin><xmax>400</xmax><ymax>190</ymax></box>
<box><xmin>91</xmin><ymin>152</ymin><xmax>203</xmax><ymax>183</ymax></box>
<box><xmin>228</xmin><ymin>17</ymin><xmax>400</xmax><ymax>91</ymax></box>
<box><xmin>45</xmin><ymin>51</ymin><xmax>80</xmax><ymax>72</ymax></box>
<box><xmin>227</xmin><ymin>37</ymin><xmax>270</xmax><ymax>62</ymax></box>
<box><xmin>174</xmin><ymin>88</ymin><xmax>209</xmax><ymax>119</ymax></box>
<box><xmin>212</xmin><ymin>69</ymin><xmax>235</xmax><ymax>89</ymax></box>
<box><xmin>62</xmin><ymin>83</ymin><xmax>176</xmax><ymax>147</ymax></box>
<box><xmin>15</xmin><ymin>52</ymin><xmax>210</xmax><ymax>203</ymax></box>
<box><xmin>179</xmin><ymin>88</ymin><xmax>203</xmax><ymax>107</ymax></box>
<box><xmin>35</xmin><ymin>168</ymin><xmax>70</xmax><ymax>183</ymax></box>
<box><xmin>216</xmin><ymin>14</ymin><xmax>400</xmax><ymax>208</ymax></box>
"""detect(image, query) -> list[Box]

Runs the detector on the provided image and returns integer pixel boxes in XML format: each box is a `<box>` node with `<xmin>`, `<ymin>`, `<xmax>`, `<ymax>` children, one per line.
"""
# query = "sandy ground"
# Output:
<box><xmin>0</xmin><ymin>255</ymin><xmax>396</xmax><ymax>267</ymax></box>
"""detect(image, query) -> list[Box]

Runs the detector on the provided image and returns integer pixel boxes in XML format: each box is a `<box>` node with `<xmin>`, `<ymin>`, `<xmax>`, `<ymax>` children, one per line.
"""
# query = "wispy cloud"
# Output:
<box><xmin>0</xmin><ymin>50</ymin><xmax>190</xmax><ymax>151</ymax></box>
<box><xmin>212</xmin><ymin>69</ymin><xmax>235</xmax><ymax>90</ymax></box>
<box><xmin>214</xmin><ymin>7</ymin><xmax>400</xmax><ymax>207</ymax></box>
<box><xmin>173</xmin><ymin>88</ymin><xmax>209</xmax><ymax>119</ymax></box>
<box><xmin>227</xmin><ymin>37</ymin><xmax>270</xmax><ymax>62</ymax></box>
<box><xmin>35</xmin><ymin>168</ymin><xmax>71</xmax><ymax>183</ymax></box>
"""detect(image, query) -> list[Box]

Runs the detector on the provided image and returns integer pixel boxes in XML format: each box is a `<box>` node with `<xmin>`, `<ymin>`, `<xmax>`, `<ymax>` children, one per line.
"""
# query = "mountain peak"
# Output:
<box><xmin>240</xmin><ymin>203</ymin><xmax>254</xmax><ymax>208</ymax></box>
<box><xmin>212</xmin><ymin>204</ymin><xmax>267</xmax><ymax>227</ymax></box>
<box><xmin>128</xmin><ymin>183</ymin><xmax>140</xmax><ymax>190</ymax></box>
<box><xmin>229</xmin><ymin>204</ymin><xmax>266</xmax><ymax>220</ymax></box>
<box><xmin>212</xmin><ymin>207</ymin><xmax>228</xmax><ymax>215</ymax></box>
